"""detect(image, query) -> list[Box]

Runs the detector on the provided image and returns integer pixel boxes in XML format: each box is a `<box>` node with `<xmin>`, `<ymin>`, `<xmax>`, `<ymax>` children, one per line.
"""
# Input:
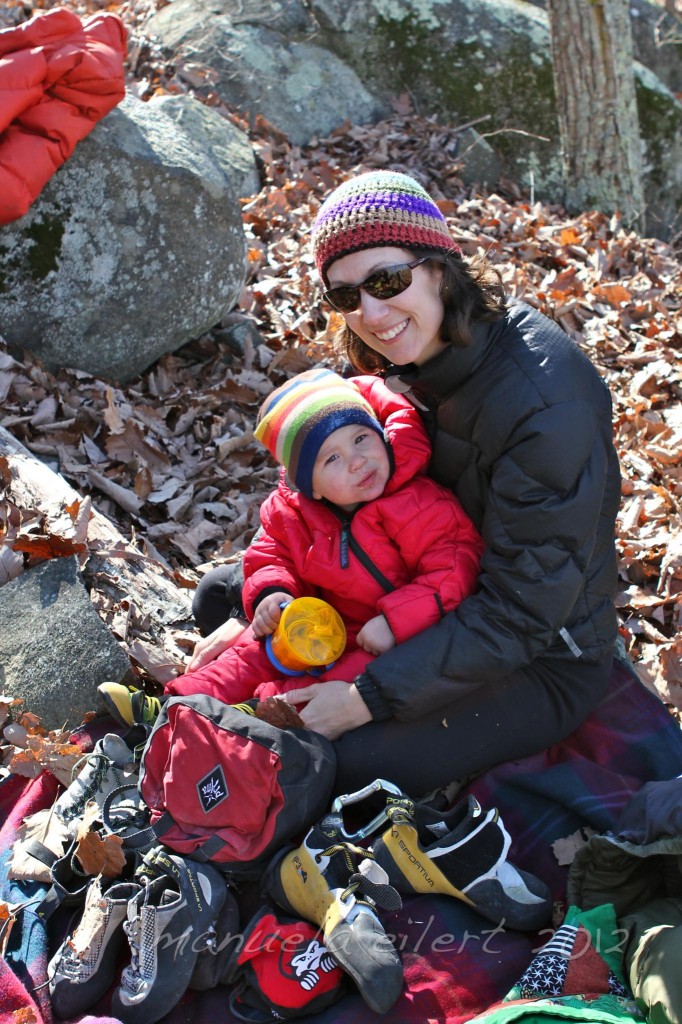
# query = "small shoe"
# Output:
<box><xmin>372</xmin><ymin>794</ymin><xmax>553</xmax><ymax>931</ymax></box>
<box><xmin>98</xmin><ymin>683</ymin><xmax>163</xmax><ymax>729</ymax></box>
<box><xmin>48</xmin><ymin>876</ymin><xmax>141</xmax><ymax>1018</ymax></box>
<box><xmin>111</xmin><ymin>848</ymin><xmax>227</xmax><ymax>1024</ymax></box>
<box><xmin>263</xmin><ymin>822</ymin><xmax>403</xmax><ymax>1014</ymax></box>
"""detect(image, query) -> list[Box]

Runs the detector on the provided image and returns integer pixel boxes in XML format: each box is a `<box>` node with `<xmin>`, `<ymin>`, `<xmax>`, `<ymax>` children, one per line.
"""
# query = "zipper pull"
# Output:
<box><xmin>340</xmin><ymin>522</ymin><xmax>350</xmax><ymax>569</ymax></box>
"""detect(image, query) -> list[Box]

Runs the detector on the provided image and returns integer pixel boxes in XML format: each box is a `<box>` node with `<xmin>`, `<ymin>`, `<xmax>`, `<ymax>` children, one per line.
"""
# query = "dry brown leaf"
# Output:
<box><xmin>0</xmin><ymin>902</ymin><xmax>17</xmax><ymax>959</ymax></box>
<box><xmin>126</xmin><ymin>637</ymin><xmax>184</xmax><ymax>684</ymax></box>
<box><xmin>8</xmin><ymin>747</ymin><xmax>43</xmax><ymax>780</ymax></box>
<box><xmin>0</xmin><ymin>543</ymin><xmax>23</xmax><ymax>584</ymax></box>
<box><xmin>75</xmin><ymin>830</ymin><xmax>126</xmax><ymax>879</ymax></box>
<box><xmin>12</xmin><ymin>1009</ymin><xmax>38</xmax><ymax>1024</ymax></box>
<box><xmin>552</xmin><ymin>827</ymin><xmax>597</xmax><ymax>866</ymax></box>
<box><xmin>255</xmin><ymin>697</ymin><xmax>304</xmax><ymax>729</ymax></box>
<box><xmin>24</xmin><ymin>734</ymin><xmax>86</xmax><ymax>787</ymax></box>
<box><xmin>9</xmin><ymin>809</ymin><xmax>70</xmax><ymax>882</ymax></box>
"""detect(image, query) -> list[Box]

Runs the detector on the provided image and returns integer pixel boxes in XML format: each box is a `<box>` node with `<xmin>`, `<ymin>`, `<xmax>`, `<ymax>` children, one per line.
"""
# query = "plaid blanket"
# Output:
<box><xmin>2</xmin><ymin>657</ymin><xmax>682</xmax><ymax>1024</ymax></box>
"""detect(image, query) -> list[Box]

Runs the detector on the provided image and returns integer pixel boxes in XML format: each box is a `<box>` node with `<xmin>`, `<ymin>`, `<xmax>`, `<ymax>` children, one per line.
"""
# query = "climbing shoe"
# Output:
<box><xmin>263</xmin><ymin>821</ymin><xmax>404</xmax><ymax>1014</ymax></box>
<box><xmin>372</xmin><ymin>794</ymin><xmax>553</xmax><ymax>931</ymax></box>
<box><xmin>53</xmin><ymin>732</ymin><xmax>138</xmax><ymax>835</ymax></box>
<box><xmin>97</xmin><ymin>682</ymin><xmax>163</xmax><ymax>729</ymax></box>
<box><xmin>48</xmin><ymin>877</ymin><xmax>141</xmax><ymax>1018</ymax></box>
<box><xmin>111</xmin><ymin>847</ymin><xmax>228</xmax><ymax>1024</ymax></box>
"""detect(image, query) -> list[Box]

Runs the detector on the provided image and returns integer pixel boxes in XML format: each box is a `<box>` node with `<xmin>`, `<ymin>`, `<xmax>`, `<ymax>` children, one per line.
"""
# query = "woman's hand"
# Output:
<box><xmin>186</xmin><ymin>617</ymin><xmax>248</xmax><ymax>672</ymax></box>
<box><xmin>356</xmin><ymin>614</ymin><xmax>395</xmax><ymax>656</ymax></box>
<box><xmin>252</xmin><ymin>592</ymin><xmax>292</xmax><ymax>636</ymax></box>
<box><xmin>286</xmin><ymin>680</ymin><xmax>372</xmax><ymax>740</ymax></box>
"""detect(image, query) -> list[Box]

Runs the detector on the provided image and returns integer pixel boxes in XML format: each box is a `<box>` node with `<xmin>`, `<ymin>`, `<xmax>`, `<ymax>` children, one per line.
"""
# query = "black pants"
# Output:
<box><xmin>193</xmin><ymin>564</ymin><xmax>612</xmax><ymax>797</ymax></box>
<box><xmin>193</xmin><ymin>562</ymin><xmax>247</xmax><ymax>635</ymax></box>
<box><xmin>333</xmin><ymin>654</ymin><xmax>612</xmax><ymax>796</ymax></box>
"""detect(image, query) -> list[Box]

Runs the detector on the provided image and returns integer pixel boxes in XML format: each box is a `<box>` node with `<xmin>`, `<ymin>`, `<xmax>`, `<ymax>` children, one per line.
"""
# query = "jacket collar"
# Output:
<box><xmin>383</xmin><ymin>319</ymin><xmax>496</xmax><ymax>407</ymax></box>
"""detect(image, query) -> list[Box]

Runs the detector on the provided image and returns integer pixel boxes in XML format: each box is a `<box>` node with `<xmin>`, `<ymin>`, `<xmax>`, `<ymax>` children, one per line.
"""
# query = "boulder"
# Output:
<box><xmin>147</xmin><ymin>94</ymin><xmax>261</xmax><ymax>199</ymax></box>
<box><xmin>311</xmin><ymin>0</ymin><xmax>682</xmax><ymax>239</ymax></box>
<box><xmin>142</xmin><ymin>0</ymin><xmax>387</xmax><ymax>146</ymax></box>
<box><xmin>144</xmin><ymin>0</ymin><xmax>682</xmax><ymax>239</ymax></box>
<box><xmin>0</xmin><ymin>556</ymin><xmax>132</xmax><ymax>731</ymax></box>
<box><xmin>0</xmin><ymin>92</ymin><xmax>248</xmax><ymax>382</ymax></box>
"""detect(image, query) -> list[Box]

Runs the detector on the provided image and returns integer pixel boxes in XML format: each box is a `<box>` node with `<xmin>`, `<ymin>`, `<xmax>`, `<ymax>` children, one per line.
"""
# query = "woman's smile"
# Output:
<box><xmin>326</xmin><ymin>246</ymin><xmax>447</xmax><ymax>366</ymax></box>
<box><xmin>374</xmin><ymin>318</ymin><xmax>410</xmax><ymax>343</ymax></box>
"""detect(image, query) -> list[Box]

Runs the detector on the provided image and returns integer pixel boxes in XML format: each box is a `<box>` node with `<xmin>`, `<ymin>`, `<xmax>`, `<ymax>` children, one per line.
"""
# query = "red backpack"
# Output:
<box><xmin>137</xmin><ymin>695</ymin><xmax>337</xmax><ymax>878</ymax></box>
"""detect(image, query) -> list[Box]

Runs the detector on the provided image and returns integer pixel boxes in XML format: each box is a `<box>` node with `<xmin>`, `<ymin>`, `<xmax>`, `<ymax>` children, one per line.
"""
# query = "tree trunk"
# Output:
<box><xmin>546</xmin><ymin>0</ymin><xmax>644</xmax><ymax>229</ymax></box>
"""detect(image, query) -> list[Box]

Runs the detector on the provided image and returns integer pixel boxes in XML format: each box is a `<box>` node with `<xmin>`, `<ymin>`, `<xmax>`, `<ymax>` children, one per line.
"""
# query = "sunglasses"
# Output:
<box><xmin>323</xmin><ymin>256</ymin><xmax>430</xmax><ymax>313</ymax></box>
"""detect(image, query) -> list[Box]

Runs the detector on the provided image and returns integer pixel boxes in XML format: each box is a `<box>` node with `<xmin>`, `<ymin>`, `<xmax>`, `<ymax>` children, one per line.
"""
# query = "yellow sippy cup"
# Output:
<box><xmin>266</xmin><ymin>597</ymin><xmax>347</xmax><ymax>676</ymax></box>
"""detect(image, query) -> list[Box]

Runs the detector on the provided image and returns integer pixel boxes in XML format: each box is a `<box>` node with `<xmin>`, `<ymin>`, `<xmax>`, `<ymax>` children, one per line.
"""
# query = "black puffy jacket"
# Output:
<box><xmin>355</xmin><ymin>300</ymin><xmax>621</xmax><ymax>721</ymax></box>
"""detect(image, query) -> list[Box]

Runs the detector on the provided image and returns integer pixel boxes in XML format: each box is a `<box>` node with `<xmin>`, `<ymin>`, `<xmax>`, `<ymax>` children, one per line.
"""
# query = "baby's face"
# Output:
<box><xmin>311</xmin><ymin>423</ymin><xmax>390</xmax><ymax>510</ymax></box>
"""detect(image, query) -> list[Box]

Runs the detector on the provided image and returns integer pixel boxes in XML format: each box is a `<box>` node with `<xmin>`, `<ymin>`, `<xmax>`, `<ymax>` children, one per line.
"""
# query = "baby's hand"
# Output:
<box><xmin>356</xmin><ymin>615</ymin><xmax>395</xmax><ymax>656</ymax></box>
<box><xmin>252</xmin><ymin>592</ymin><xmax>293</xmax><ymax>636</ymax></box>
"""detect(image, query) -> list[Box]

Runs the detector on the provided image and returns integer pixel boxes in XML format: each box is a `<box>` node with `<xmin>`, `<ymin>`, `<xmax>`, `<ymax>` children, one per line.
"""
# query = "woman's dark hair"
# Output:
<box><xmin>338</xmin><ymin>250</ymin><xmax>507</xmax><ymax>374</ymax></box>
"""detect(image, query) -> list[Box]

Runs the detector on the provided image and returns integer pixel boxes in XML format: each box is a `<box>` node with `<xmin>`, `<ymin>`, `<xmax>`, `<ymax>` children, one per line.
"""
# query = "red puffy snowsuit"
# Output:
<box><xmin>167</xmin><ymin>376</ymin><xmax>484</xmax><ymax>704</ymax></box>
<box><xmin>0</xmin><ymin>8</ymin><xmax>126</xmax><ymax>225</ymax></box>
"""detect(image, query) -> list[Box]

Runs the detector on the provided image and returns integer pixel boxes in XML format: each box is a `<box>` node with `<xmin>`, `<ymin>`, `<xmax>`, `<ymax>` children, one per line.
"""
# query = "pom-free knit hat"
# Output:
<box><xmin>312</xmin><ymin>170</ymin><xmax>460</xmax><ymax>284</ymax></box>
<box><xmin>255</xmin><ymin>368</ymin><xmax>385</xmax><ymax>499</ymax></box>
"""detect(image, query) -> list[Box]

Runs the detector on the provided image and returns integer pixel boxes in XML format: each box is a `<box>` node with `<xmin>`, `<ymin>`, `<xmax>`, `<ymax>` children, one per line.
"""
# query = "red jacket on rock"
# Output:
<box><xmin>166</xmin><ymin>377</ymin><xmax>483</xmax><ymax>706</ymax></box>
<box><xmin>0</xmin><ymin>7</ymin><xmax>127</xmax><ymax>225</ymax></box>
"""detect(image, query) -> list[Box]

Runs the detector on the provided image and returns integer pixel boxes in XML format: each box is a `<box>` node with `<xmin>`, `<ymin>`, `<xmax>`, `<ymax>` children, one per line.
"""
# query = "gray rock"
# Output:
<box><xmin>0</xmin><ymin>557</ymin><xmax>132</xmax><ymax>731</ymax></box>
<box><xmin>143</xmin><ymin>0</ymin><xmax>387</xmax><ymax>146</ymax></box>
<box><xmin>140</xmin><ymin>0</ymin><xmax>682</xmax><ymax>238</ymax></box>
<box><xmin>0</xmin><ymin>92</ymin><xmax>247</xmax><ymax>382</ymax></box>
<box><xmin>455</xmin><ymin>128</ymin><xmax>503</xmax><ymax>188</ymax></box>
<box><xmin>148</xmin><ymin>94</ymin><xmax>261</xmax><ymax>198</ymax></box>
<box><xmin>311</xmin><ymin>0</ymin><xmax>682</xmax><ymax>239</ymax></box>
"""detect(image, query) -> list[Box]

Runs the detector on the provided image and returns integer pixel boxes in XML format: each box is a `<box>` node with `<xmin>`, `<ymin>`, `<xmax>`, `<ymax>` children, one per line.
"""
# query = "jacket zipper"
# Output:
<box><xmin>334</xmin><ymin>512</ymin><xmax>396</xmax><ymax>594</ymax></box>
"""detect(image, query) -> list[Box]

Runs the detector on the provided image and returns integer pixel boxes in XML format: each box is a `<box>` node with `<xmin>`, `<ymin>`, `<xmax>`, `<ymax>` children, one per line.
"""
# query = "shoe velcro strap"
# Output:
<box><xmin>34</xmin><ymin>841</ymin><xmax>91</xmax><ymax>920</ymax></box>
<box><xmin>23</xmin><ymin>839</ymin><xmax>59</xmax><ymax>868</ymax></box>
<box><xmin>348</xmin><ymin>872</ymin><xmax>402</xmax><ymax>912</ymax></box>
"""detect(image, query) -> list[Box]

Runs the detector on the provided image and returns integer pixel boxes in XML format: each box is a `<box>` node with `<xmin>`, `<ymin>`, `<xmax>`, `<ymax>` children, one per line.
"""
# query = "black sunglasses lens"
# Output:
<box><xmin>325</xmin><ymin>286</ymin><xmax>360</xmax><ymax>313</ymax></box>
<box><xmin>325</xmin><ymin>264</ymin><xmax>415</xmax><ymax>313</ymax></box>
<box><xmin>364</xmin><ymin>266</ymin><xmax>412</xmax><ymax>300</ymax></box>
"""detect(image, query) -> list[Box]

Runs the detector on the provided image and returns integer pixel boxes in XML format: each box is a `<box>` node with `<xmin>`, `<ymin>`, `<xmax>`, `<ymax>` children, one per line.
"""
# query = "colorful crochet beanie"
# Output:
<box><xmin>255</xmin><ymin>368</ymin><xmax>384</xmax><ymax>499</ymax></box>
<box><xmin>311</xmin><ymin>170</ymin><xmax>460</xmax><ymax>283</ymax></box>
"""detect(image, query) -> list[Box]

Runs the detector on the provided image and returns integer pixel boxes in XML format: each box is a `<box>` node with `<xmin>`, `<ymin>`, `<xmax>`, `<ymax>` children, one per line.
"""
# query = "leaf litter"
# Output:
<box><xmin>0</xmin><ymin>0</ymin><xmax>680</xmax><ymax>779</ymax></box>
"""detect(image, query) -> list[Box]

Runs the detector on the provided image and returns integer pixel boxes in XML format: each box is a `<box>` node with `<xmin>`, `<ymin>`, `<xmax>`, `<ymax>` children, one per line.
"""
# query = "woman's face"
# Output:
<box><xmin>326</xmin><ymin>246</ymin><xmax>446</xmax><ymax>366</ymax></box>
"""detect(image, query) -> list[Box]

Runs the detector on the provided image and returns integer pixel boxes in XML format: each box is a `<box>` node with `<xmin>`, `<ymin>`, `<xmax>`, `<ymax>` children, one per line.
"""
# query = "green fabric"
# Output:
<box><xmin>568</xmin><ymin>834</ymin><xmax>682</xmax><ymax>917</ymax></box>
<box><xmin>566</xmin><ymin>806</ymin><xmax>682</xmax><ymax>1023</ymax></box>
<box><xmin>506</xmin><ymin>904</ymin><xmax>628</xmax><ymax>1002</ymax></box>
<box><xmin>622</xmin><ymin>896</ymin><xmax>682</xmax><ymax>1024</ymax></box>
<box><xmin>469</xmin><ymin>905</ymin><xmax>644</xmax><ymax>1024</ymax></box>
<box><xmin>470</xmin><ymin>994</ymin><xmax>644</xmax><ymax>1024</ymax></box>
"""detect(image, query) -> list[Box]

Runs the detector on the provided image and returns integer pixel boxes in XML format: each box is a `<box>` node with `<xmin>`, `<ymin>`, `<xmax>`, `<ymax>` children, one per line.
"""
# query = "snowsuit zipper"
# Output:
<box><xmin>334</xmin><ymin>511</ymin><xmax>396</xmax><ymax>594</ymax></box>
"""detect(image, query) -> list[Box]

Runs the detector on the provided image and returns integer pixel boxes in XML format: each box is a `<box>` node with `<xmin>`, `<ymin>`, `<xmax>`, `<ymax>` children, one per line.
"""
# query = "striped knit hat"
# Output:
<box><xmin>255</xmin><ymin>368</ymin><xmax>384</xmax><ymax>499</ymax></box>
<box><xmin>312</xmin><ymin>170</ymin><xmax>460</xmax><ymax>284</ymax></box>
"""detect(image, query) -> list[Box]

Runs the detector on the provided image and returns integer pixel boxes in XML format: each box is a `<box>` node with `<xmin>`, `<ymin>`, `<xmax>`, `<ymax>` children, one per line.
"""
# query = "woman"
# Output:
<box><xmin>192</xmin><ymin>170</ymin><xmax>622</xmax><ymax>797</ymax></box>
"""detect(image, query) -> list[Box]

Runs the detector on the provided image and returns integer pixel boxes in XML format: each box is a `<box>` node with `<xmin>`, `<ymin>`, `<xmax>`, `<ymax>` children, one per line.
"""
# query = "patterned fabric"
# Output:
<box><xmin>3</xmin><ymin>658</ymin><xmax>682</xmax><ymax>1024</ymax></box>
<box><xmin>255</xmin><ymin>369</ymin><xmax>384</xmax><ymax>499</ymax></box>
<box><xmin>311</xmin><ymin>170</ymin><xmax>460</xmax><ymax>283</ymax></box>
<box><xmin>513</xmin><ymin>911</ymin><xmax>627</xmax><ymax>1000</ymax></box>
